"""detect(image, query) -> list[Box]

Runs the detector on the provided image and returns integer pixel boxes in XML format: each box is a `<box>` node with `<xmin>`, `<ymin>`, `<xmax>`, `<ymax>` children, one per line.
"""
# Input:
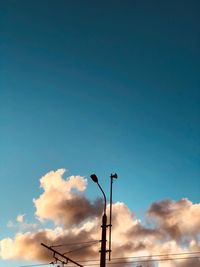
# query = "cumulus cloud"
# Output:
<box><xmin>148</xmin><ymin>198</ymin><xmax>200</xmax><ymax>242</ymax></box>
<box><xmin>34</xmin><ymin>169</ymin><xmax>103</xmax><ymax>226</ymax></box>
<box><xmin>1</xmin><ymin>169</ymin><xmax>200</xmax><ymax>267</ymax></box>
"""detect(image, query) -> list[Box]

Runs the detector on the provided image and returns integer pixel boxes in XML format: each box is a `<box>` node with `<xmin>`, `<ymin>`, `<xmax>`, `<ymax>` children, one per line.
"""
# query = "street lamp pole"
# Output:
<box><xmin>90</xmin><ymin>173</ymin><xmax>117</xmax><ymax>267</ymax></box>
<box><xmin>90</xmin><ymin>174</ymin><xmax>107</xmax><ymax>267</ymax></box>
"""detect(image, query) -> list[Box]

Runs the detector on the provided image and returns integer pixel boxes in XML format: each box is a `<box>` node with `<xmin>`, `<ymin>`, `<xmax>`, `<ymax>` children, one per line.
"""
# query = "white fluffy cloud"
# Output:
<box><xmin>1</xmin><ymin>169</ymin><xmax>200</xmax><ymax>267</ymax></box>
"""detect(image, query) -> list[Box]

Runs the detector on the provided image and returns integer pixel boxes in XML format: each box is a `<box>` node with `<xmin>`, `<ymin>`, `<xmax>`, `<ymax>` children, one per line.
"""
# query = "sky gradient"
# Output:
<box><xmin>1</xmin><ymin>1</ymin><xmax>200</xmax><ymax>267</ymax></box>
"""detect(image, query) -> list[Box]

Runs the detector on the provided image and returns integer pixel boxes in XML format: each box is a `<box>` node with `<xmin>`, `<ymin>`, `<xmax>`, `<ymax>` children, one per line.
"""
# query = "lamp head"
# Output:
<box><xmin>90</xmin><ymin>174</ymin><xmax>98</xmax><ymax>183</ymax></box>
<box><xmin>111</xmin><ymin>173</ymin><xmax>118</xmax><ymax>179</ymax></box>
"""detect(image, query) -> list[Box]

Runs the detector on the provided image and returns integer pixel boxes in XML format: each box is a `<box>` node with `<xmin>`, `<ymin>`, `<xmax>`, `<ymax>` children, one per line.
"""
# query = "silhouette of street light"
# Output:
<box><xmin>90</xmin><ymin>174</ymin><xmax>106</xmax><ymax>214</ymax></box>
<box><xmin>90</xmin><ymin>173</ymin><xmax>118</xmax><ymax>266</ymax></box>
<box><xmin>90</xmin><ymin>174</ymin><xmax>107</xmax><ymax>267</ymax></box>
<box><xmin>90</xmin><ymin>174</ymin><xmax>98</xmax><ymax>183</ymax></box>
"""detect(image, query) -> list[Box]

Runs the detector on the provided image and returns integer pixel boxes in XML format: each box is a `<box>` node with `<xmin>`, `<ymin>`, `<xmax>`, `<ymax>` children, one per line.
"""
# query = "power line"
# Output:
<box><xmin>63</xmin><ymin>241</ymin><xmax>99</xmax><ymax>255</ymax></box>
<box><xmin>19</xmin><ymin>250</ymin><xmax>200</xmax><ymax>267</ymax></box>
<box><xmin>51</xmin><ymin>240</ymin><xmax>99</xmax><ymax>248</ymax></box>
<box><xmin>109</xmin><ymin>250</ymin><xmax>200</xmax><ymax>261</ymax></box>
<box><xmin>19</xmin><ymin>263</ymin><xmax>54</xmax><ymax>267</ymax></box>
<box><xmin>108</xmin><ymin>256</ymin><xmax>200</xmax><ymax>265</ymax></box>
<box><xmin>66</xmin><ymin>255</ymin><xmax>200</xmax><ymax>267</ymax></box>
<box><xmin>41</xmin><ymin>243</ymin><xmax>83</xmax><ymax>267</ymax></box>
<box><xmin>71</xmin><ymin>251</ymin><xmax>200</xmax><ymax>263</ymax></box>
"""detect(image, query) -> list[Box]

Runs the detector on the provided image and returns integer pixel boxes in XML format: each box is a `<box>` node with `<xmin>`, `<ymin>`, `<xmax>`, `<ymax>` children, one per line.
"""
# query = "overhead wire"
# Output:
<box><xmin>51</xmin><ymin>240</ymin><xmax>99</xmax><ymax>248</ymax></box>
<box><xmin>69</xmin><ymin>250</ymin><xmax>200</xmax><ymax>263</ymax></box>
<box><xmin>63</xmin><ymin>241</ymin><xmax>99</xmax><ymax>255</ymax></box>
<box><xmin>19</xmin><ymin>251</ymin><xmax>200</xmax><ymax>267</ymax></box>
<box><xmin>19</xmin><ymin>263</ymin><xmax>54</xmax><ymax>267</ymax></box>
<box><xmin>65</xmin><ymin>255</ymin><xmax>200</xmax><ymax>267</ymax></box>
<box><xmin>109</xmin><ymin>250</ymin><xmax>200</xmax><ymax>261</ymax></box>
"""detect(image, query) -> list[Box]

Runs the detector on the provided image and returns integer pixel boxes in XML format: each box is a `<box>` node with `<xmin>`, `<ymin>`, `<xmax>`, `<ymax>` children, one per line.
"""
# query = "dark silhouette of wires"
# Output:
<box><xmin>63</xmin><ymin>241</ymin><xmax>99</xmax><ymax>255</ymax></box>
<box><xmin>66</xmin><ymin>255</ymin><xmax>200</xmax><ymax>266</ymax></box>
<box><xmin>19</xmin><ymin>250</ymin><xmax>200</xmax><ymax>267</ymax></box>
<box><xmin>20</xmin><ymin>263</ymin><xmax>54</xmax><ymax>267</ymax></box>
<box><xmin>51</xmin><ymin>240</ymin><xmax>99</xmax><ymax>248</ymax></box>
<box><xmin>68</xmin><ymin>250</ymin><xmax>200</xmax><ymax>263</ymax></box>
<box><xmin>109</xmin><ymin>250</ymin><xmax>200</xmax><ymax>261</ymax></box>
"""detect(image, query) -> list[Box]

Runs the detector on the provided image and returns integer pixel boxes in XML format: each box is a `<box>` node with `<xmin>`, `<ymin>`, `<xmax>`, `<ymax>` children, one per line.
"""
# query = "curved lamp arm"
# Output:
<box><xmin>97</xmin><ymin>182</ymin><xmax>107</xmax><ymax>214</ymax></box>
<box><xmin>90</xmin><ymin>174</ymin><xmax>107</xmax><ymax>215</ymax></box>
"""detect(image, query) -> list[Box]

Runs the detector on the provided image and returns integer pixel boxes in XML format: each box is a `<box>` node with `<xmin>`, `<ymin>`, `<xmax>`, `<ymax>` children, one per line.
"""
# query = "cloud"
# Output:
<box><xmin>7</xmin><ymin>221</ymin><xmax>14</xmax><ymax>228</ymax></box>
<box><xmin>1</xmin><ymin>169</ymin><xmax>200</xmax><ymax>267</ymax></box>
<box><xmin>6</xmin><ymin>214</ymin><xmax>38</xmax><ymax>231</ymax></box>
<box><xmin>148</xmin><ymin>198</ymin><xmax>200</xmax><ymax>242</ymax></box>
<box><xmin>33</xmin><ymin>169</ymin><xmax>103</xmax><ymax>226</ymax></box>
<box><xmin>0</xmin><ymin>226</ymin><xmax>100</xmax><ymax>262</ymax></box>
<box><xmin>16</xmin><ymin>214</ymin><xmax>25</xmax><ymax>223</ymax></box>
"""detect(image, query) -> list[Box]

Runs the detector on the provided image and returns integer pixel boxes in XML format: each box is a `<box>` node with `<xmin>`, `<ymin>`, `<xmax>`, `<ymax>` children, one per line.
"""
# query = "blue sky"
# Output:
<box><xmin>1</xmin><ymin>1</ymin><xmax>200</xmax><ymax>267</ymax></box>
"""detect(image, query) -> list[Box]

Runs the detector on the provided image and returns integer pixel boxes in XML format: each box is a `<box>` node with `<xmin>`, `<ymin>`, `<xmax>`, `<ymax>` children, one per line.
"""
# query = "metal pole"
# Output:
<box><xmin>96</xmin><ymin>181</ymin><xmax>107</xmax><ymax>267</ymax></box>
<box><xmin>108</xmin><ymin>173</ymin><xmax>117</xmax><ymax>261</ymax></box>
<box><xmin>100</xmin><ymin>213</ymin><xmax>107</xmax><ymax>267</ymax></box>
<box><xmin>108</xmin><ymin>175</ymin><xmax>113</xmax><ymax>261</ymax></box>
<box><xmin>90</xmin><ymin>173</ymin><xmax>117</xmax><ymax>267</ymax></box>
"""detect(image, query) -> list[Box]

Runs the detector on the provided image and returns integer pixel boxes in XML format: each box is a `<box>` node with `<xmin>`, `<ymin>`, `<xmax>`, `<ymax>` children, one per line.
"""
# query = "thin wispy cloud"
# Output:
<box><xmin>7</xmin><ymin>214</ymin><xmax>38</xmax><ymax>231</ymax></box>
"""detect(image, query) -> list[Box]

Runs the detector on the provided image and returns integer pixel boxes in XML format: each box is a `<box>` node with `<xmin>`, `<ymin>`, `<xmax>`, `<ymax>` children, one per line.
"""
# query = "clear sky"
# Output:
<box><xmin>1</xmin><ymin>1</ymin><xmax>200</xmax><ymax>267</ymax></box>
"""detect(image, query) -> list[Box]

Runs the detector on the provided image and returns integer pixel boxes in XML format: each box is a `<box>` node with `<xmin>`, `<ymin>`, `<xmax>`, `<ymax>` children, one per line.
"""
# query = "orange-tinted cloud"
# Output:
<box><xmin>1</xmin><ymin>169</ymin><xmax>200</xmax><ymax>267</ymax></box>
<box><xmin>148</xmin><ymin>198</ymin><xmax>200</xmax><ymax>241</ymax></box>
<box><xmin>34</xmin><ymin>169</ymin><xmax>103</xmax><ymax>226</ymax></box>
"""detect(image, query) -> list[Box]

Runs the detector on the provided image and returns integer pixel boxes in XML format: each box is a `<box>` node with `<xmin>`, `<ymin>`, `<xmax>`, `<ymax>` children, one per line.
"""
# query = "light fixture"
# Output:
<box><xmin>90</xmin><ymin>174</ymin><xmax>98</xmax><ymax>183</ymax></box>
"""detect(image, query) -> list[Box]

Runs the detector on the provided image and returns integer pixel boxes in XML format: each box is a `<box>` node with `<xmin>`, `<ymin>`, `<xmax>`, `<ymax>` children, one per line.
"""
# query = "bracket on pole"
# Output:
<box><xmin>41</xmin><ymin>243</ymin><xmax>83</xmax><ymax>267</ymax></box>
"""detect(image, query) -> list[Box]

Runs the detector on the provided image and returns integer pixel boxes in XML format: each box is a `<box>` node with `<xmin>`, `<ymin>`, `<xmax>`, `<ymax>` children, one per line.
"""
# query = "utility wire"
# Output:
<box><xmin>63</xmin><ymin>241</ymin><xmax>99</xmax><ymax>255</ymax></box>
<box><xmin>19</xmin><ymin>251</ymin><xmax>200</xmax><ymax>267</ymax></box>
<box><xmin>51</xmin><ymin>240</ymin><xmax>99</xmax><ymax>248</ymax></box>
<box><xmin>108</xmin><ymin>255</ymin><xmax>200</xmax><ymax>264</ymax></box>
<box><xmin>71</xmin><ymin>250</ymin><xmax>200</xmax><ymax>263</ymax></box>
<box><xmin>66</xmin><ymin>255</ymin><xmax>200</xmax><ymax>267</ymax></box>
<box><xmin>19</xmin><ymin>263</ymin><xmax>54</xmax><ymax>267</ymax></box>
<box><xmin>109</xmin><ymin>250</ymin><xmax>200</xmax><ymax>261</ymax></box>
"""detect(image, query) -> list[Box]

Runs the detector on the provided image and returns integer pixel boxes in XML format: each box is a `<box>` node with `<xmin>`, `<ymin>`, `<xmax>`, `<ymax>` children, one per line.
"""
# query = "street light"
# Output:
<box><xmin>90</xmin><ymin>174</ymin><xmax>107</xmax><ymax>267</ymax></box>
<box><xmin>90</xmin><ymin>173</ymin><xmax>118</xmax><ymax>267</ymax></box>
